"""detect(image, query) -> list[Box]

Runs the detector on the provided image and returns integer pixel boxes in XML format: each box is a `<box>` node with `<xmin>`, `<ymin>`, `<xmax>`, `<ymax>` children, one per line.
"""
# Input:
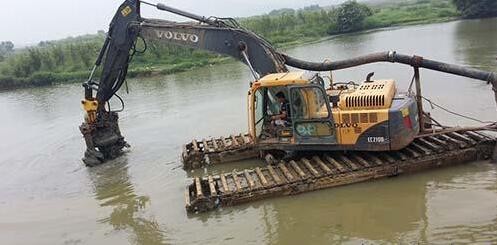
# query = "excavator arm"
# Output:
<box><xmin>87</xmin><ymin>0</ymin><xmax>287</xmax><ymax>104</ymax></box>
<box><xmin>80</xmin><ymin>0</ymin><xmax>288</xmax><ymax>166</ymax></box>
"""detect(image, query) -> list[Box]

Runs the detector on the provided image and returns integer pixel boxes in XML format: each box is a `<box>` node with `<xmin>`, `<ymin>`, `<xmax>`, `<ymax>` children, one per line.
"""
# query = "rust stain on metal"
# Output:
<box><xmin>185</xmin><ymin>130</ymin><xmax>496</xmax><ymax>213</ymax></box>
<box><xmin>182</xmin><ymin>133</ymin><xmax>257</xmax><ymax>169</ymax></box>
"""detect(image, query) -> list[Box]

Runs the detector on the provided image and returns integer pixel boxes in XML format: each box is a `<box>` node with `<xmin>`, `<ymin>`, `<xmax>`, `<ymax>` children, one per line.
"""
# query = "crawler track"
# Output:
<box><xmin>185</xmin><ymin>130</ymin><xmax>496</xmax><ymax>213</ymax></box>
<box><xmin>182</xmin><ymin>133</ymin><xmax>257</xmax><ymax>169</ymax></box>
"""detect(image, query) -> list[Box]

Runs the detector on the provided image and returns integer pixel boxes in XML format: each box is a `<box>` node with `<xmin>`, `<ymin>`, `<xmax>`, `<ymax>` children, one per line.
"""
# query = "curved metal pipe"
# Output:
<box><xmin>281</xmin><ymin>51</ymin><xmax>497</xmax><ymax>86</ymax></box>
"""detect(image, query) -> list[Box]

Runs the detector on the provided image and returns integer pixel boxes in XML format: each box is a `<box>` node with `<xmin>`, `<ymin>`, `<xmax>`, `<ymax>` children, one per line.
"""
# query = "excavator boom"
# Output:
<box><xmin>80</xmin><ymin>0</ymin><xmax>288</xmax><ymax>166</ymax></box>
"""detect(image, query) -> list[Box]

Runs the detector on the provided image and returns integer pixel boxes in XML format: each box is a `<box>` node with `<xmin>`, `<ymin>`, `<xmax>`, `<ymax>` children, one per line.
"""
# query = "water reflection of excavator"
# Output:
<box><xmin>89</xmin><ymin>160</ymin><xmax>166</xmax><ymax>244</ymax></box>
<box><xmin>80</xmin><ymin>0</ymin><xmax>497</xmax><ymax>212</ymax></box>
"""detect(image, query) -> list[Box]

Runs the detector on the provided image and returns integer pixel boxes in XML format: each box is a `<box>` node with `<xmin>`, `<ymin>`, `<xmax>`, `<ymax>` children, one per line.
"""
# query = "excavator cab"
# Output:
<box><xmin>249</xmin><ymin>72</ymin><xmax>337</xmax><ymax>147</ymax></box>
<box><xmin>249</xmin><ymin>71</ymin><xmax>421</xmax><ymax>153</ymax></box>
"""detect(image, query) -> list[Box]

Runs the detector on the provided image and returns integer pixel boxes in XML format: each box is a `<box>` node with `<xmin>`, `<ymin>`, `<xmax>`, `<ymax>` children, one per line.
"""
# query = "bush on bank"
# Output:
<box><xmin>0</xmin><ymin>0</ymin><xmax>466</xmax><ymax>90</ymax></box>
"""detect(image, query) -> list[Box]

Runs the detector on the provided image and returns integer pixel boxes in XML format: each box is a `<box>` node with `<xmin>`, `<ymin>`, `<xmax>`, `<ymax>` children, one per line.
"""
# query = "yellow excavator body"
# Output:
<box><xmin>332</xmin><ymin>79</ymin><xmax>395</xmax><ymax>145</ymax></box>
<box><xmin>248</xmin><ymin>72</ymin><xmax>418</xmax><ymax>152</ymax></box>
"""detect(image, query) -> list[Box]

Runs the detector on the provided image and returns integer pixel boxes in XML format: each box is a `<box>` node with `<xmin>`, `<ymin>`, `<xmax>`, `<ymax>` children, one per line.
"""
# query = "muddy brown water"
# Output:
<box><xmin>1</xmin><ymin>18</ymin><xmax>497</xmax><ymax>244</ymax></box>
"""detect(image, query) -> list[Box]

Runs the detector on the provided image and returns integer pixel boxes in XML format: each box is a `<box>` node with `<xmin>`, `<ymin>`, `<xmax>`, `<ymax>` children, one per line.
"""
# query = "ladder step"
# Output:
<box><xmin>230</xmin><ymin>135</ymin><xmax>239</xmax><ymax>147</ymax></box>
<box><xmin>244</xmin><ymin>170</ymin><xmax>255</xmax><ymax>189</ymax></box>
<box><xmin>232</xmin><ymin>171</ymin><xmax>242</xmax><ymax>192</ymax></box>
<box><xmin>302</xmin><ymin>158</ymin><xmax>320</xmax><ymax>177</ymax></box>
<box><xmin>416</xmin><ymin>138</ymin><xmax>443</xmax><ymax>152</ymax></box>
<box><xmin>211</xmin><ymin>138</ymin><xmax>219</xmax><ymax>151</ymax></box>
<box><xmin>426</xmin><ymin>135</ymin><xmax>449</xmax><ymax>148</ymax></box>
<box><xmin>255</xmin><ymin>167</ymin><xmax>269</xmax><ymax>187</ymax></box>
<box><xmin>472</xmin><ymin>131</ymin><xmax>493</xmax><ymax>140</ymax></box>
<box><xmin>449</xmin><ymin>132</ymin><xmax>476</xmax><ymax>145</ymax></box>
<box><xmin>208</xmin><ymin>176</ymin><xmax>217</xmax><ymax>196</ymax></box>
<box><xmin>312</xmin><ymin>156</ymin><xmax>333</xmax><ymax>174</ymax></box>
<box><xmin>338</xmin><ymin>155</ymin><xmax>359</xmax><ymax>171</ymax></box>
<box><xmin>351</xmin><ymin>154</ymin><xmax>371</xmax><ymax>168</ymax></box>
<box><xmin>411</xmin><ymin>142</ymin><xmax>432</xmax><ymax>155</ymax></box>
<box><xmin>289</xmin><ymin>160</ymin><xmax>306</xmax><ymax>179</ymax></box>
<box><xmin>464</xmin><ymin>131</ymin><xmax>485</xmax><ymax>141</ymax></box>
<box><xmin>279</xmin><ymin>163</ymin><xmax>295</xmax><ymax>182</ymax></box>
<box><xmin>194</xmin><ymin>177</ymin><xmax>203</xmax><ymax>198</ymax></box>
<box><xmin>363</xmin><ymin>152</ymin><xmax>384</xmax><ymax>166</ymax></box>
<box><xmin>440</xmin><ymin>134</ymin><xmax>467</xmax><ymax>148</ymax></box>
<box><xmin>380</xmin><ymin>153</ymin><xmax>397</xmax><ymax>163</ymax></box>
<box><xmin>267</xmin><ymin>165</ymin><xmax>283</xmax><ymax>185</ymax></box>
<box><xmin>325</xmin><ymin>155</ymin><xmax>348</xmax><ymax>173</ymax></box>
<box><xmin>220</xmin><ymin>173</ymin><xmax>230</xmax><ymax>193</ymax></box>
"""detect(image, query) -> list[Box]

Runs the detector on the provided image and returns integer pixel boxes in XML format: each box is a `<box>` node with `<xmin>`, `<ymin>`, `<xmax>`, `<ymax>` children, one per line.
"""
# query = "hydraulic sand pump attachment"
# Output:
<box><xmin>80</xmin><ymin>83</ymin><xmax>130</xmax><ymax>167</ymax></box>
<box><xmin>80</xmin><ymin>99</ymin><xmax>129</xmax><ymax>167</ymax></box>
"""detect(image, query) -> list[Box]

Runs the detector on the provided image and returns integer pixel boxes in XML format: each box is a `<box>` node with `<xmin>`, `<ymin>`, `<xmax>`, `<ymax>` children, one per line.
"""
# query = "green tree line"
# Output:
<box><xmin>452</xmin><ymin>0</ymin><xmax>497</xmax><ymax>19</ymax></box>
<box><xmin>0</xmin><ymin>34</ymin><xmax>224</xmax><ymax>89</ymax></box>
<box><xmin>0</xmin><ymin>0</ymin><xmax>492</xmax><ymax>90</ymax></box>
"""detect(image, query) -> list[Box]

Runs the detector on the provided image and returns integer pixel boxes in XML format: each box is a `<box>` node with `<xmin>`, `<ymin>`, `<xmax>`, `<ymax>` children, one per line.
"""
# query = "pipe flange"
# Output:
<box><xmin>411</xmin><ymin>55</ymin><xmax>424</xmax><ymax>67</ymax></box>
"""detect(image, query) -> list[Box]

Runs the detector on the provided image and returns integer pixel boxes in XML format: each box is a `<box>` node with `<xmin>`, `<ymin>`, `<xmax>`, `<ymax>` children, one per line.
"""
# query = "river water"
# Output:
<box><xmin>1</xmin><ymin>18</ymin><xmax>497</xmax><ymax>244</ymax></box>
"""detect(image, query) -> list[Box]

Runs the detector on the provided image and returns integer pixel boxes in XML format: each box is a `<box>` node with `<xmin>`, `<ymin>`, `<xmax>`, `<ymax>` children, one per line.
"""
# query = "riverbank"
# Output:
<box><xmin>0</xmin><ymin>56</ymin><xmax>231</xmax><ymax>90</ymax></box>
<box><xmin>0</xmin><ymin>0</ymin><xmax>461</xmax><ymax>91</ymax></box>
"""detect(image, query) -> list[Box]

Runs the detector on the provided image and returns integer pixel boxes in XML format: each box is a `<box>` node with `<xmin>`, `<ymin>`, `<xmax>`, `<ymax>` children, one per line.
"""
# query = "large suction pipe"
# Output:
<box><xmin>282</xmin><ymin>51</ymin><xmax>497</xmax><ymax>86</ymax></box>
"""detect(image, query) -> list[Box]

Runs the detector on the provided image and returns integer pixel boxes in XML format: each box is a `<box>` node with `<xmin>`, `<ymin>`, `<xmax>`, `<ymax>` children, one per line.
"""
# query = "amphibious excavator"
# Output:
<box><xmin>80</xmin><ymin>0</ymin><xmax>497</xmax><ymax>212</ymax></box>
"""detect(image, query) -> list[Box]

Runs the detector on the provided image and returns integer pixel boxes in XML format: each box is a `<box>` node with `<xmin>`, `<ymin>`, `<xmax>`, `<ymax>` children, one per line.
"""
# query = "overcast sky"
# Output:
<box><xmin>1</xmin><ymin>0</ymin><xmax>349</xmax><ymax>46</ymax></box>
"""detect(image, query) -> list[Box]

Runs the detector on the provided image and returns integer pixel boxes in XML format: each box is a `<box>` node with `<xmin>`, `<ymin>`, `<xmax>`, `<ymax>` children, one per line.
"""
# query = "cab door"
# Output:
<box><xmin>289</xmin><ymin>85</ymin><xmax>337</xmax><ymax>144</ymax></box>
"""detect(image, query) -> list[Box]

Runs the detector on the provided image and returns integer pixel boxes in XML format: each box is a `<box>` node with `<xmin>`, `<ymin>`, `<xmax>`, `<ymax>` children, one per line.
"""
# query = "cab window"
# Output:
<box><xmin>267</xmin><ymin>87</ymin><xmax>287</xmax><ymax>115</ymax></box>
<box><xmin>254</xmin><ymin>88</ymin><xmax>265</xmax><ymax>136</ymax></box>
<box><xmin>290</xmin><ymin>86</ymin><xmax>329</xmax><ymax>120</ymax></box>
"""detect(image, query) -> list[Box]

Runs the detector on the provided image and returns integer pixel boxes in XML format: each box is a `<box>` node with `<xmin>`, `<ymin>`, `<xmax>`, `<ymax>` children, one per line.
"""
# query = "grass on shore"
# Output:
<box><xmin>0</xmin><ymin>0</ymin><xmax>460</xmax><ymax>90</ymax></box>
<box><xmin>365</xmin><ymin>0</ymin><xmax>459</xmax><ymax>28</ymax></box>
